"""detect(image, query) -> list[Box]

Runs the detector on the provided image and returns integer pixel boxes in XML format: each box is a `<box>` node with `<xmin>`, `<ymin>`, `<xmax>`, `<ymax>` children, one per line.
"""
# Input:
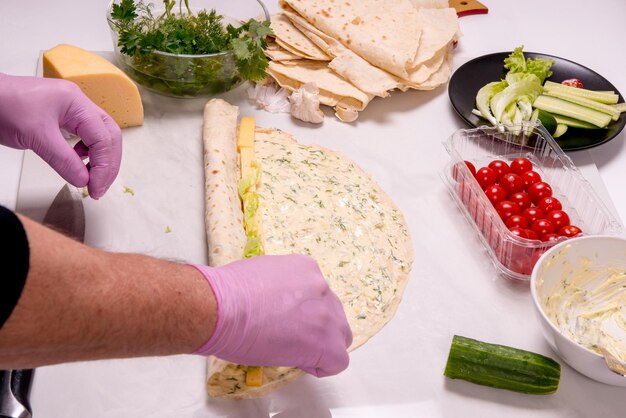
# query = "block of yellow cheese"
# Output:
<box><xmin>43</xmin><ymin>44</ymin><xmax>144</xmax><ymax>128</ymax></box>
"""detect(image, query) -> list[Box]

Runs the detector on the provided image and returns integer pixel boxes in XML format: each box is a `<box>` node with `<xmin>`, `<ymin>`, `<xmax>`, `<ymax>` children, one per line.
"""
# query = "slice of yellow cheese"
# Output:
<box><xmin>239</xmin><ymin>147</ymin><xmax>255</xmax><ymax>179</ymax></box>
<box><xmin>238</xmin><ymin>116</ymin><xmax>256</xmax><ymax>179</ymax></box>
<box><xmin>237</xmin><ymin>116</ymin><xmax>256</xmax><ymax>150</ymax></box>
<box><xmin>245</xmin><ymin>366</ymin><xmax>263</xmax><ymax>387</ymax></box>
<box><xmin>43</xmin><ymin>44</ymin><xmax>144</xmax><ymax>128</ymax></box>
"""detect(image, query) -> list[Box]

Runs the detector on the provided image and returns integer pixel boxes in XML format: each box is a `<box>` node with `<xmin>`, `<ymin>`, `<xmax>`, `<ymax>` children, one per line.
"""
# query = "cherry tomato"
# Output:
<box><xmin>559</xmin><ymin>225</ymin><xmax>583</xmax><ymax>237</ymax></box>
<box><xmin>522</xmin><ymin>207</ymin><xmax>545</xmax><ymax>224</ymax></box>
<box><xmin>527</xmin><ymin>181</ymin><xmax>553</xmax><ymax>205</ymax></box>
<box><xmin>510</xmin><ymin>157</ymin><xmax>533</xmax><ymax>175</ymax></box>
<box><xmin>499</xmin><ymin>173</ymin><xmax>526</xmax><ymax>195</ymax></box>
<box><xmin>530</xmin><ymin>218</ymin><xmax>556</xmax><ymax>238</ymax></box>
<box><xmin>509</xmin><ymin>255</ymin><xmax>534</xmax><ymax>274</ymax></box>
<box><xmin>475</xmin><ymin>167</ymin><xmax>497</xmax><ymax>189</ymax></box>
<box><xmin>510</xmin><ymin>247</ymin><xmax>542</xmax><ymax>275</ymax></box>
<box><xmin>495</xmin><ymin>200</ymin><xmax>521</xmax><ymax>221</ymax></box>
<box><xmin>541</xmin><ymin>233</ymin><xmax>561</xmax><ymax>242</ymax></box>
<box><xmin>488</xmin><ymin>159</ymin><xmax>511</xmax><ymax>180</ymax></box>
<box><xmin>521</xmin><ymin>170</ymin><xmax>542</xmax><ymax>189</ymax></box>
<box><xmin>538</xmin><ymin>196</ymin><xmax>562</xmax><ymax>213</ymax></box>
<box><xmin>562</xmin><ymin>78</ymin><xmax>583</xmax><ymax>88</ymax></box>
<box><xmin>484</xmin><ymin>184</ymin><xmax>507</xmax><ymax>206</ymax></box>
<box><xmin>453</xmin><ymin>161</ymin><xmax>477</xmax><ymax>181</ymax></box>
<box><xmin>531</xmin><ymin>248</ymin><xmax>546</xmax><ymax>265</ymax></box>
<box><xmin>505</xmin><ymin>215</ymin><xmax>529</xmax><ymax>229</ymax></box>
<box><xmin>509</xmin><ymin>226</ymin><xmax>529</xmax><ymax>239</ymax></box>
<box><xmin>525</xmin><ymin>229</ymin><xmax>540</xmax><ymax>240</ymax></box>
<box><xmin>545</xmin><ymin>210</ymin><xmax>571</xmax><ymax>231</ymax></box>
<box><xmin>508</xmin><ymin>191</ymin><xmax>532</xmax><ymax>211</ymax></box>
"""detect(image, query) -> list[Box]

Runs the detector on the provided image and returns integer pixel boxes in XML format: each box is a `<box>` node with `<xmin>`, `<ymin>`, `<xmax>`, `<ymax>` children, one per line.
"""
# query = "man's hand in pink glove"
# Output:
<box><xmin>0</xmin><ymin>73</ymin><xmax>122</xmax><ymax>199</ymax></box>
<box><xmin>193</xmin><ymin>254</ymin><xmax>353</xmax><ymax>377</ymax></box>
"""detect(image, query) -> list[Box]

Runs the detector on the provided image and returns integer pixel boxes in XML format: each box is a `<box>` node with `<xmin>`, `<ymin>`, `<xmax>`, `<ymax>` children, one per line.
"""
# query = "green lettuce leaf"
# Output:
<box><xmin>238</xmin><ymin>162</ymin><xmax>261</xmax><ymax>199</ymax></box>
<box><xmin>243</xmin><ymin>236</ymin><xmax>263</xmax><ymax>258</ymax></box>
<box><xmin>238</xmin><ymin>160</ymin><xmax>264</xmax><ymax>258</ymax></box>
<box><xmin>490</xmin><ymin>74</ymin><xmax>543</xmax><ymax>122</ymax></box>
<box><xmin>242</xmin><ymin>192</ymin><xmax>259</xmax><ymax>237</ymax></box>
<box><xmin>476</xmin><ymin>80</ymin><xmax>508</xmax><ymax>125</ymax></box>
<box><xmin>504</xmin><ymin>46</ymin><xmax>553</xmax><ymax>83</ymax></box>
<box><xmin>525</xmin><ymin>57</ymin><xmax>554</xmax><ymax>84</ymax></box>
<box><xmin>503</xmin><ymin>46</ymin><xmax>527</xmax><ymax>73</ymax></box>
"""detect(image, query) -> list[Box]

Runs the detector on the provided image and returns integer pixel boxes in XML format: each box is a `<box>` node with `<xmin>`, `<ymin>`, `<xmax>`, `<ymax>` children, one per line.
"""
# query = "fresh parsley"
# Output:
<box><xmin>111</xmin><ymin>0</ymin><xmax>138</xmax><ymax>23</ymax></box>
<box><xmin>109</xmin><ymin>0</ymin><xmax>273</xmax><ymax>96</ymax></box>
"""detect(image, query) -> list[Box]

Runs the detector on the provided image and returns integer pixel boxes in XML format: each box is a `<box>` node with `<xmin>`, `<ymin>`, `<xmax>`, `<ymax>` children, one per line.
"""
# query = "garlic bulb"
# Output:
<box><xmin>289</xmin><ymin>83</ymin><xmax>324</xmax><ymax>124</ymax></box>
<box><xmin>334</xmin><ymin>106</ymin><xmax>359</xmax><ymax>122</ymax></box>
<box><xmin>247</xmin><ymin>83</ymin><xmax>291</xmax><ymax>113</ymax></box>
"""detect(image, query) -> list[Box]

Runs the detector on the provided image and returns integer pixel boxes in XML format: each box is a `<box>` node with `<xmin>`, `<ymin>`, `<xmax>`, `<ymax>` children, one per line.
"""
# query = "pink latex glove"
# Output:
<box><xmin>193</xmin><ymin>254</ymin><xmax>353</xmax><ymax>377</ymax></box>
<box><xmin>0</xmin><ymin>73</ymin><xmax>122</xmax><ymax>199</ymax></box>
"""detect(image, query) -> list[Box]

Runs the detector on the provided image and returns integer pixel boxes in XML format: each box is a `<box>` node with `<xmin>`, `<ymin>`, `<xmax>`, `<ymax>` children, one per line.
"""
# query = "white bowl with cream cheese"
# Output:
<box><xmin>531</xmin><ymin>235</ymin><xmax>626</xmax><ymax>386</ymax></box>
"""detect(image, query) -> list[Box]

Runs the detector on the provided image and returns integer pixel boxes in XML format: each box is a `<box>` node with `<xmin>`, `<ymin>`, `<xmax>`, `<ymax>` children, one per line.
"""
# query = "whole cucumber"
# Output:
<box><xmin>444</xmin><ymin>335</ymin><xmax>561</xmax><ymax>394</ymax></box>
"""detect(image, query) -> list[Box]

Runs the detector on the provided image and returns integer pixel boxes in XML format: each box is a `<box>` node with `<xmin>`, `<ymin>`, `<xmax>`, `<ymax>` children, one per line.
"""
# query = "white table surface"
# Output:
<box><xmin>3</xmin><ymin>0</ymin><xmax>626</xmax><ymax>416</ymax></box>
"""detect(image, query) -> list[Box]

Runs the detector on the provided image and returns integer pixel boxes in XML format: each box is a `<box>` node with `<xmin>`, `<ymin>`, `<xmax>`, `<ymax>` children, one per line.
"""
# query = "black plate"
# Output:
<box><xmin>449</xmin><ymin>52</ymin><xmax>625</xmax><ymax>151</ymax></box>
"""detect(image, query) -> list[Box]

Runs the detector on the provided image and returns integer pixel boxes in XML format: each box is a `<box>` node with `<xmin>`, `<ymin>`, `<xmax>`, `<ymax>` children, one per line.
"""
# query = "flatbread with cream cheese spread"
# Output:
<box><xmin>202</xmin><ymin>98</ymin><xmax>413</xmax><ymax>399</ymax></box>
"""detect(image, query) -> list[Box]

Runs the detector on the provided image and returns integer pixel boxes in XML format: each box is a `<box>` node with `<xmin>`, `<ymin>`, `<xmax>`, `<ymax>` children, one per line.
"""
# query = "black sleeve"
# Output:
<box><xmin>0</xmin><ymin>205</ymin><xmax>30</xmax><ymax>329</ymax></box>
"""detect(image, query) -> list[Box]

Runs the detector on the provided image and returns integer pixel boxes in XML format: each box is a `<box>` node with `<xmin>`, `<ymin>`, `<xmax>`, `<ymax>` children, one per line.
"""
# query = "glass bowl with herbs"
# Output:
<box><xmin>106</xmin><ymin>0</ymin><xmax>272</xmax><ymax>97</ymax></box>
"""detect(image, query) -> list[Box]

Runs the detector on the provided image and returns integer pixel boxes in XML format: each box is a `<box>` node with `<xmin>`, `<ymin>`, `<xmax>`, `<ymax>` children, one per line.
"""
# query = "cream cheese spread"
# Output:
<box><xmin>255</xmin><ymin>130</ymin><xmax>414</xmax><ymax>348</ymax></box>
<box><xmin>539</xmin><ymin>246</ymin><xmax>626</xmax><ymax>363</ymax></box>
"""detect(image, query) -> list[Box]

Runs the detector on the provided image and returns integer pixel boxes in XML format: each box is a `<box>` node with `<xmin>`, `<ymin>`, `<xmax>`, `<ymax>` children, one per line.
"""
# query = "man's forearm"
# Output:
<box><xmin>0</xmin><ymin>215</ymin><xmax>216</xmax><ymax>369</ymax></box>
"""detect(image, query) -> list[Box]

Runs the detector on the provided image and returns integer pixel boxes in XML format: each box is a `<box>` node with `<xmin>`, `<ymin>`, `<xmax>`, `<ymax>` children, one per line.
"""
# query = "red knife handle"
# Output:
<box><xmin>449</xmin><ymin>0</ymin><xmax>489</xmax><ymax>17</ymax></box>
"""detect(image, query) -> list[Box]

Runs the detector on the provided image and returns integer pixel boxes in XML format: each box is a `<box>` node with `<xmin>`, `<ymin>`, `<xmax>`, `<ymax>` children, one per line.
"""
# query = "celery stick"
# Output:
<box><xmin>611</xmin><ymin>103</ymin><xmax>626</xmax><ymax>113</ymax></box>
<box><xmin>553</xmin><ymin>124</ymin><xmax>568</xmax><ymax>138</ymax></box>
<box><xmin>533</xmin><ymin>95</ymin><xmax>612</xmax><ymax>127</ymax></box>
<box><xmin>544</xmin><ymin>90</ymin><xmax>621</xmax><ymax>121</ymax></box>
<box><xmin>553</xmin><ymin>114</ymin><xmax>603</xmax><ymax>129</ymax></box>
<box><xmin>543</xmin><ymin>81</ymin><xmax>619</xmax><ymax>104</ymax></box>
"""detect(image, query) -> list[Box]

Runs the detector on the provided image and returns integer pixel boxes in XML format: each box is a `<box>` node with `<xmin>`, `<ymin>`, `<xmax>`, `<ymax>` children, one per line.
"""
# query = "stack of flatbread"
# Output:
<box><xmin>263</xmin><ymin>0</ymin><xmax>460</xmax><ymax>122</ymax></box>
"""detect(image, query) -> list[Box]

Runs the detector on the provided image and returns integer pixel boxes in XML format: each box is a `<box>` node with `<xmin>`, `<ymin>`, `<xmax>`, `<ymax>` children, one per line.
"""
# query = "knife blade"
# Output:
<box><xmin>42</xmin><ymin>184</ymin><xmax>85</xmax><ymax>241</ymax></box>
<box><xmin>0</xmin><ymin>370</ymin><xmax>33</xmax><ymax>418</ymax></box>
<box><xmin>0</xmin><ymin>184</ymin><xmax>85</xmax><ymax>418</ymax></box>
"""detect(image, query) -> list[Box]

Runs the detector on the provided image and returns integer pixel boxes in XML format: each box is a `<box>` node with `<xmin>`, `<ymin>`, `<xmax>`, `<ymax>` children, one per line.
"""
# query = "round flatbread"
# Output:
<box><xmin>271</xmin><ymin>13</ymin><xmax>331</xmax><ymax>61</ymax></box>
<box><xmin>202</xmin><ymin>107</ymin><xmax>414</xmax><ymax>398</ymax></box>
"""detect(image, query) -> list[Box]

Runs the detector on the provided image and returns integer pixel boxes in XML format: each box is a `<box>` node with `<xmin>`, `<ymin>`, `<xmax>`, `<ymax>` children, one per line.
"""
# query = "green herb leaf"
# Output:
<box><xmin>111</xmin><ymin>0</ymin><xmax>137</xmax><ymax>23</ymax></box>
<box><xmin>231</xmin><ymin>38</ymin><xmax>253</xmax><ymax>61</ymax></box>
<box><xmin>248</xmin><ymin>19</ymin><xmax>273</xmax><ymax>40</ymax></box>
